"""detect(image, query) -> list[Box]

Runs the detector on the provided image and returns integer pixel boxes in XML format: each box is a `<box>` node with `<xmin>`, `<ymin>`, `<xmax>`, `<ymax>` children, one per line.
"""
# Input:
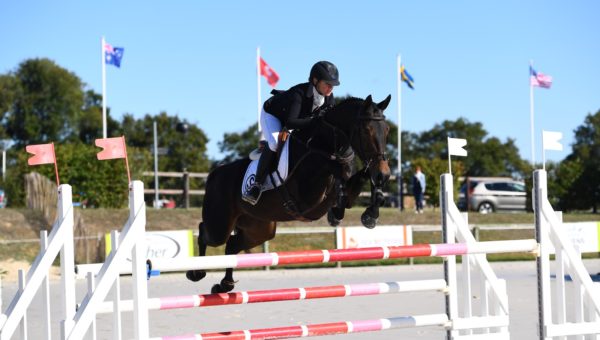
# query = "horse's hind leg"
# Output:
<box><xmin>186</xmin><ymin>222</ymin><xmax>208</xmax><ymax>281</ymax></box>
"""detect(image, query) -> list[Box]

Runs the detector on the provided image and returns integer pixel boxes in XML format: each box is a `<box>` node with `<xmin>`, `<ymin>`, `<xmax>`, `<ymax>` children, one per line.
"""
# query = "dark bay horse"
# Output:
<box><xmin>187</xmin><ymin>95</ymin><xmax>392</xmax><ymax>293</ymax></box>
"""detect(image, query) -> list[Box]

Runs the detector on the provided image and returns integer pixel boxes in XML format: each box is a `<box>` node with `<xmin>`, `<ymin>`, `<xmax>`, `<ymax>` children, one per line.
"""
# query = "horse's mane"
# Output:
<box><xmin>322</xmin><ymin>97</ymin><xmax>362</xmax><ymax>121</ymax></box>
<box><xmin>323</xmin><ymin>96</ymin><xmax>384</xmax><ymax>126</ymax></box>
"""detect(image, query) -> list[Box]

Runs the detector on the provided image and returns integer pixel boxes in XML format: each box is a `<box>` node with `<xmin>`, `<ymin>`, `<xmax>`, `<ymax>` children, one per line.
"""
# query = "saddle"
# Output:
<box><xmin>243</xmin><ymin>129</ymin><xmax>291</xmax><ymax>194</ymax></box>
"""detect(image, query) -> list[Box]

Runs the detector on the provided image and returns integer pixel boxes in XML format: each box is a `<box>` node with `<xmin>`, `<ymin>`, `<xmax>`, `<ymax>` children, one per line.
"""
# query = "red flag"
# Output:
<box><xmin>95</xmin><ymin>137</ymin><xmax>127</xmax><ymax>160</ymax></box>
<box><xmin>259</xmin><ymin>57</ymin><xmax>279</xmax><ymax>87</ymax></box>
<box><xmin>26</xmin><ymin>143</ymin><xmax>56</xmax><ymax>165</ymax></box>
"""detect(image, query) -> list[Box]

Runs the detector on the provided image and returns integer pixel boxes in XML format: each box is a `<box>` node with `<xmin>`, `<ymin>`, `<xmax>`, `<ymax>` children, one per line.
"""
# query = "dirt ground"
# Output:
<box><xmin>0</xmin><ymin>259</ymin><xmax>60</xmax><ymax>283</ymax></box>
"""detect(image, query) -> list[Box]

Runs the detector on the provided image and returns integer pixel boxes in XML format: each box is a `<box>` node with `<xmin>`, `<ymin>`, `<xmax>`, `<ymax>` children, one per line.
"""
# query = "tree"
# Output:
<box><xmin>409</xmin><ymin>157</ymin><xmax>463</xmax><ymax>208</ymax></box>
<box><xmin>564</xmin><ymin>109</ymin><xmax>600</xmax><ymax>212</ymax></box>
<box><xmin>218</xmin><ymin>123</ymin><xmax>261</xmax><ymax>164</ymax></box>
<box><xmin>119</xmin><ymin>112</ymin><xmax>211</xmax><ymax>173</ymax></box>
<box><xmin>408</xmin><ymin>118</ymin><xmax>528</xmax><ymax>178</ymax></box>
<box><xmin>1</xmin><ymin>58</ymin><xmax>85</xmax><ymax>147</ymax></box>
<box><xmin>4</xmin><ymin>142</ymin><xmax>152</xmax><ymax>208</ymax></box>
<box><xmin>77</xmin><ymin>90</ymin><xmax>120</xmax><ymax>144</ymax></box>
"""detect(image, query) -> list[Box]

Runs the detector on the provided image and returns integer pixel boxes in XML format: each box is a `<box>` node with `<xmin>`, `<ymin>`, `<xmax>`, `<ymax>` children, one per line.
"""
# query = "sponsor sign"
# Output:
<box><xmin>105</xmin><ymin>230</ymin><xmax>194</xmax><ymax>260</ymax></box>
<box><xmin>550</xmin><ymin>222</ymin><xmax>600</xmax><ymax>254</ymax></box>
<box><xmin>336</xmin><ymin>225</ymin><xmax>412</xmax><ymax>249</ymax></box>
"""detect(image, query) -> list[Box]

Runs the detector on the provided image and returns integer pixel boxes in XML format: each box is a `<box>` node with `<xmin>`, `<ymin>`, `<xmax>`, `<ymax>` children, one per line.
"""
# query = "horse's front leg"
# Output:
<box><xmin>327</xmin><ymin>178</ymin><xmax>347</xmax><ymax>226</ymax></box>
<box><xmin>361</xmin><ymin>183</ymin><xmax>384</xmax><ymax>229</ymax></box>
<box><xmin>210</xmin><ymin>232</ymin><xmax>244</xmax><ymax>294</ymax></box>
<box><xmin>327</xmin><ymin>173</ymin><xmax>365</xmax><ymax>226</ymax></box>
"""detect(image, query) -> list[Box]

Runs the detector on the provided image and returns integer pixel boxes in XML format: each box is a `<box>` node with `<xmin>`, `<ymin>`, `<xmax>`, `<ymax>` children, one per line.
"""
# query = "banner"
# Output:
<box><xmin>336</xmin><ymin>225</ymin><xmax>412</xmax><ymax>249</ymax></box>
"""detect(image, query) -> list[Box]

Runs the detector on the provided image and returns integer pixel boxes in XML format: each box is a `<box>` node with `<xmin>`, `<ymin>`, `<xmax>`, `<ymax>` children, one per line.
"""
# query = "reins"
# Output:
<box><xmin>275</xmin><ymin>99</ymin><xmax>388</xmax><ymax>220</ymax></box>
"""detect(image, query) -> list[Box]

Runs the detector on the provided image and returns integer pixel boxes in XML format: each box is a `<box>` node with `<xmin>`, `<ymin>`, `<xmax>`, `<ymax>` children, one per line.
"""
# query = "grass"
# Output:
<box><xmin>1</xmin><ymin>206</ymin><xmax>598</xmax><ymax>265</ymax></box>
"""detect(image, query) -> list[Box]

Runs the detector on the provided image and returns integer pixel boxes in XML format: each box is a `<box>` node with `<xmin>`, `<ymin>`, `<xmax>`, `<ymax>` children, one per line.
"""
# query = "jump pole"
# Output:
<box><xmin>148</xmin><ymin>240</ymin><xmax>538</xmax><ymax>274</ymax></box>
<box><xmin>93</xmin><ymin>279</ymin><xmax>447</xmax><ymax>314</ymax></box>
<box><xmin>147</xmin><ymin>314</ymin><xmax>450</xmax><ymax>340</ymax></box>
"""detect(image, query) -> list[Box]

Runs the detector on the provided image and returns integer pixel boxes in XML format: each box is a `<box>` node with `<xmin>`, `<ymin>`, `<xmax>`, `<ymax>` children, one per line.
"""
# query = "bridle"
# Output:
<box><xmin>354</xmin><ymin>114</ymin><xmax>388</xmax><ymax>178</ymax></box>
<box><xmin>300</xmin><ymin>105</ymin><xmax>388</xmax><ymax>174</ymax></box>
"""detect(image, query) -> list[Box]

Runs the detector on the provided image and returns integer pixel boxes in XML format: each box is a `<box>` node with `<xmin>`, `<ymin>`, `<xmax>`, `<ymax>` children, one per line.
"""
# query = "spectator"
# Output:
<box><xmin>412</xmin><ymin>166</ymin><xmax>426</xmax><ymax>213</ymax></box>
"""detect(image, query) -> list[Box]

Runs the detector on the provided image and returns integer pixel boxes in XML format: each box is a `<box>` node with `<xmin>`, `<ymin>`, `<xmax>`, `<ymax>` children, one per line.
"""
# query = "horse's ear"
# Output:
<box><xmin>364</xmin><ymin>95</ymin><xmax>373</xmax><ymax>107</ymax></box>
<box><xmin>377</xmin><ymin>95</ymin><xmax>392</xmax><ymax>111</ymax></box>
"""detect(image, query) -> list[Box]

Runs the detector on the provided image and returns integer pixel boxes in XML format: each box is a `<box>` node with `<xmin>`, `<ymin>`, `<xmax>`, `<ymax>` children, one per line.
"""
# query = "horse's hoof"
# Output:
<box><xmin>186</xmin><ymin>270</ymin><xmax>207</xmax><ymax>282</ymax></box>
<box><xmin>327</xmin><ymin>209</ymin><xmax>341</xmax><ymax>227</ymax></box>
<box><xmin>211</xmin><ymin>280</ymin><xmax>235</xmax><ymax>294</ymax></box>
<box><xmin>361</xmin><ymin>211</ymin><xmax>377</xmax><ymax>229</ymax></box>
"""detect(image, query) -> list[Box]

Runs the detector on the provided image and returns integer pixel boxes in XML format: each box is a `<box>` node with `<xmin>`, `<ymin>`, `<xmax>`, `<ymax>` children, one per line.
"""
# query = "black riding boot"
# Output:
<box><xmin>243</xmin><ymin>148</ymin><xmax>275</xmax><ymax>205</ymax></box>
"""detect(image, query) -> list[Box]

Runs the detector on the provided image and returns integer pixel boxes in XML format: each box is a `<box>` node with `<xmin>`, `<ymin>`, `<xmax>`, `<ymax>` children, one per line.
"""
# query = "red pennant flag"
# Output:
<box><xmin>25</xmin><ymin>142</ymin><xmax>60</xmax><ymax>185</ymax></box>
<box><xmin>259</xmin><ymin>57</ymin><xmax>279</xmax><ymax>87</ymax></box>
<box><xmin>26</xmin><ymin>143</ymin><xmax>56</xmax><ymax>165</ymax></box>
<box><xmin>95</xmin><ymin>137</ymin><xmax>126</xmax><ymax>160</ymax></box>
<box><xmin>95</xmin><ymin>136</ymin><xmax>131</xmax><ymax>183</ymax></box>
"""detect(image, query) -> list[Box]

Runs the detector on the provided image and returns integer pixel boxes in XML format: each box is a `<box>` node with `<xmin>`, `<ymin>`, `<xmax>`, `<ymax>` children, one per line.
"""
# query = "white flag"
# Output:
<box><xmin>448</xmin><ymin>137</ymin><xmax>468</xmax><ymax>157</ymax></box>
<box><xmin>542</xmin><ymin>131</ymin><xmax>563</xmax><ymax>151</ymax></box>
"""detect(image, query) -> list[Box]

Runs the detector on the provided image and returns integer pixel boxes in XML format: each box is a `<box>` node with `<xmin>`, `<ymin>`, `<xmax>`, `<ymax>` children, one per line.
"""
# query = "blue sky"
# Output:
<box><xmin>1</xmin><ymin>1</ymin><xmax>599</xmax><ymax>163</ymax></box>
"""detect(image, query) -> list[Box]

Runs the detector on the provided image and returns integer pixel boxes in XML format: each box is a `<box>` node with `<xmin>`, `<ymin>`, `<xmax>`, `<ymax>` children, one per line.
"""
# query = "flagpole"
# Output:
<box><xmin>257</xmin><ymin>47</ymin><xmax>262</xmax><ymax>133</ymax></box>
<box><xmin>51</xmin><ymin>143</ymin><xmax>60</xmax><ymax>186</ymax></box>
<box><xmin>529</xmin><ymin>60</ymin><xmax>535</xmax><ymax>166</ymax></box>
<box><xmin>122</xmin><ymin>136</ymin><xmax>131</xmax><ymax>184</ymax></box>
<box><xmin>102</xmin><ymin>36</ymin><xmax>107</xmax><ymax>139</ymax></box>
<box><xmin>542</xmin><ymin>146</ymin><xmax>546</xmax><ymax>170</ymax></box>
<box><xmin>396</xmin><ymin>54</ymin><xmax>402</xmax><ymax>211</ymax></box>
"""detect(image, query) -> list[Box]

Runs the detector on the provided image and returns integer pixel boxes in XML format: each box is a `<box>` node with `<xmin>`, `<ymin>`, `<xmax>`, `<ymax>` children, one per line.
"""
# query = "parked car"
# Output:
<box><xmin>457</xmin><ymin>177</ymin><xmax>526</xmax><ymax>213</ymax></box>
<box><xmin>0</xmin><ymin>189</ymin><xmax>6</xmax><ymax>208</ymax></box>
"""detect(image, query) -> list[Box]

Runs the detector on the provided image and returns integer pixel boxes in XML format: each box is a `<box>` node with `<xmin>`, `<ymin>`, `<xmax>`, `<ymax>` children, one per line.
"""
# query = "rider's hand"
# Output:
<box><xmin>310</xmin><ymin>115</ymin><xmax>322</xmax><ymax>128</ymax></box>
<box><xmin>317</xmin><ymin>105</ymin><xmax>333</xmax><ymax>117</ymax></box>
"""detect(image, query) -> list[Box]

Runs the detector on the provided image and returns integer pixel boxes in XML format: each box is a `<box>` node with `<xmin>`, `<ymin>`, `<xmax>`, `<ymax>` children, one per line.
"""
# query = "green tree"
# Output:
<box><xmin>564</xmin><ymin>109</ymin><xmax>600</xmax><ymax>212</ymax></box>
<box><xmin>78</xmin><ymin>90</ymin><xmax>120</xmax><ymax>144</ymax></box>
<box><xmin>1</xmin><ymin>58</ymin><xmax>85</xmax><ymax>146</ymax></box>
<box><xmin>547</xmin><ymin>160</ymin><xmax>583</xmax><ymax>211</ymax></box>
<box><xmin>218</xmin><ymin>123</ymin><xmax>261</xmax><ymax>164</ymax></box>
<box><xmin>408</xmin><ymin>118</ymin><xmax>528</xmax><ymax>178</ymax></box>
<box><xmin>409</xmin><ymin>157</ymin><xmax>463</xmax><ymax>208</ymax></box>
<box><xmin>119</xmin><ymin>112</ymin><xmax>211</xmax><ymax>173</ymax></box>
<box><xmin>5</xmin><ymin>142</ymin><xmax>152</xmax><ymax>208</ymax></box>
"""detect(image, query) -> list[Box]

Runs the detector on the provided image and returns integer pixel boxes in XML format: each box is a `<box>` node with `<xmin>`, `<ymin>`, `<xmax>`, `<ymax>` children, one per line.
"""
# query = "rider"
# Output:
<box><xmin>242</xmin><ymin>61</ymin><xmax>340</xmax><ymax>205</ymax></box>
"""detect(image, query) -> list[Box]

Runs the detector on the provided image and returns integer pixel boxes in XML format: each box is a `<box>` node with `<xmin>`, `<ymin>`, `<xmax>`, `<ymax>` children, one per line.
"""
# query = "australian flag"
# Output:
<box><xmin>104</xmin><ymin>42</ymin><xmax>125</xmax><ymax>68</ymax></box>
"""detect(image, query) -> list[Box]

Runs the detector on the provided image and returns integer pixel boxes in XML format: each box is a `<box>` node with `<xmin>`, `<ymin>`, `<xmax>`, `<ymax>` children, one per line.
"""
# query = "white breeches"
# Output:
<box><xmin>260</xmin><ymin>109</ymin><xmax>282</xmax><ymax>152</ymax></box>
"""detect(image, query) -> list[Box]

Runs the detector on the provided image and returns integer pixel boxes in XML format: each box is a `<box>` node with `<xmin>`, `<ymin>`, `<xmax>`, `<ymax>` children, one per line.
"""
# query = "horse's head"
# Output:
<box><xmin>352</xmin><ymin>95</ymin><xmax>392</xmax><ymax>187</ymax></box>
<box><xmin>321</xmin><ymin>95</ymin><xmax>392</xmax><ymax>187</ymax></box>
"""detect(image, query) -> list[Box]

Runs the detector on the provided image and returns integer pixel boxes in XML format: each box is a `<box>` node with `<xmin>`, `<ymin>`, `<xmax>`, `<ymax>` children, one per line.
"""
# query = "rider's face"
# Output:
<box><xmin>315</xmin><ymin>80</ymin><xmax>334</xmax><ymax>97</ymax></box>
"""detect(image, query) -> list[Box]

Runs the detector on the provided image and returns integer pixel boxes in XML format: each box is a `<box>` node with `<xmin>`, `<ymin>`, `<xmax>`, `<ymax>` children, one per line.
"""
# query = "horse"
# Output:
<box><xmin>187</xmin><ymin>95</ymin><xmax>392</xmax><ymax>293</ymax></box>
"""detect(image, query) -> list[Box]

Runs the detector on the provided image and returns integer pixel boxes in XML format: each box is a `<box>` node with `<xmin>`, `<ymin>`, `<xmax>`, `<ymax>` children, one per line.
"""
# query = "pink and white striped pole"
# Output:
<box><xmin>149</xmin><ymin>314</ymin><xmax>449</xmax><ymax>340</ymax></box>
<box><xmin>93</xmin><ymin>279</ymin><xmax>446</xmax><ymax>314</ymax></box>
<box><xmin>149</xmin><ymin>240</ymin><xmax>538</xmax><ymax>273</ymax></box>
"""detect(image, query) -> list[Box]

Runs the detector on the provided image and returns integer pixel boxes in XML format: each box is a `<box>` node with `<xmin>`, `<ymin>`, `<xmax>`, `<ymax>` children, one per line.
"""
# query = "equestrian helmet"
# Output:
<box><xmin>309</xmin><ymin>61</ymin><xmax>340</xmax><ymax>86</ymax></box>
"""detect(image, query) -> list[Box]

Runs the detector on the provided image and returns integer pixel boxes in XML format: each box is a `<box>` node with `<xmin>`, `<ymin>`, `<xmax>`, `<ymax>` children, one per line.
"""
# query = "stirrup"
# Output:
<box><xmin>242</xmin><ymin>184</ymin><xmax>262</xmax><ymax>205</ymax></box>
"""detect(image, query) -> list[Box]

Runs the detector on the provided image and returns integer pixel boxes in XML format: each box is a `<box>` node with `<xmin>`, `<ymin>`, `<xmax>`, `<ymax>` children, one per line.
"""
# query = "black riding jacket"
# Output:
<box><xmin>263</xmin><ymin>82</ymin><xmax>335</xmax><ymax>129</ymax></box>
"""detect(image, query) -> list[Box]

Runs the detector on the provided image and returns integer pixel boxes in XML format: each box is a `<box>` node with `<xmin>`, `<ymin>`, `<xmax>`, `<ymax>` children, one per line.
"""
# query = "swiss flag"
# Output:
<box><xmin>259</xmin><ymin>57</ymin><xmax>279</xmax><ymax>87</ymax></box>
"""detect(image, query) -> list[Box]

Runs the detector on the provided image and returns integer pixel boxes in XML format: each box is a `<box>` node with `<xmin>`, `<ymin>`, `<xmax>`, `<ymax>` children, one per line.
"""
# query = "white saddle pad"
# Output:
<box><xmin>241</xmin><ymin>138</ymin><xmax>290</xmax><ymax>195</ymax></box>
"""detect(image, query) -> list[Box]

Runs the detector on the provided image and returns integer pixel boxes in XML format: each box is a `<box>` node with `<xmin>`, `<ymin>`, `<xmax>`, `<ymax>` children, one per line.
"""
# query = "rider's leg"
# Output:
<box><xmin>243</xmin><ymin>148</ymin><xmax>275</xmax><ymax>205</ymax></box>
<box><xmin>243</xmin><ymin>109</ymin><xmax>280</xmax><ymax>205</ymax></box>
